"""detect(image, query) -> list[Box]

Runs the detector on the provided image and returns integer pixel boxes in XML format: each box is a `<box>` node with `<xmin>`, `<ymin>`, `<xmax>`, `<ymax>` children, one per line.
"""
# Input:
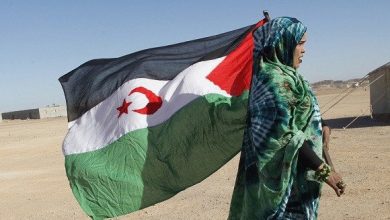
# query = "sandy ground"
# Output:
<box><xmin>1</xmin><ymin>87</ymin><xmax>389</xmax><ymax>219</ymax></box>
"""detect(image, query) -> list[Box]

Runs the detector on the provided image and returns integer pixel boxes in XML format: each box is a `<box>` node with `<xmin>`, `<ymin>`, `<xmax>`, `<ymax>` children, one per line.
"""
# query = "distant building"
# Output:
<box><xmin>311</xmin><ymin>79</ymin><xmax>359</xmax><ymax>89</ymax></box>
<box><xmin>368</xmin><ymin>62</ymin><xmax>390</xmax><ymax>121</ymax></box>
<box><xmin>1</xmin><ymin>105</ymin><xmax>67</xmax><ymax>120</ymax></box>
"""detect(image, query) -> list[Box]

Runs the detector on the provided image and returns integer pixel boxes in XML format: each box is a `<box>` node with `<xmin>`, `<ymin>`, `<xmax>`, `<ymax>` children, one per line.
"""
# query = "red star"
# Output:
<box><xmin>116</xmin><ymin>99</ymin><xmax>132</xmax><ymax>118</ymax></box>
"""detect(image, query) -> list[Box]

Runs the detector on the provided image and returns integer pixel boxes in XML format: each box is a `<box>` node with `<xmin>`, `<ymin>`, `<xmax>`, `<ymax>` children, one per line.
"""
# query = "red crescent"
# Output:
<box><xmin>128</xmin><ymin>87</ymin><xmax>162</xmax><ymax>115</ymax></box>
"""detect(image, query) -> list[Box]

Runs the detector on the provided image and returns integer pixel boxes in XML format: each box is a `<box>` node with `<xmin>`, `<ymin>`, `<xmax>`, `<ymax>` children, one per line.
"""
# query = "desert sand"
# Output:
<box><xmin>1</xmin><ymin>87</ymin><xmax>389</xmax><ymax>219</ymax></box>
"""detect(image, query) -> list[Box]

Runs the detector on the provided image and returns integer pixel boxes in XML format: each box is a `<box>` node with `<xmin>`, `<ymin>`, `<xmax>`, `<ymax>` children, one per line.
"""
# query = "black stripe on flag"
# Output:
<box><xmin>59</xmin><ymin>24</ymin><xmax>255</xmax><ymax>122</ymax></box>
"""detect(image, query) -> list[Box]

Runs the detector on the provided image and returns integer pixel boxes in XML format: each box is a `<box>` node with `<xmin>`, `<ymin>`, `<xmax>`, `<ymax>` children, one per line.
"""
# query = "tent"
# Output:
<box><xmin>369</xmin><ymin>62</ymin><xmax>390</xmax><ymax>121</ymax></box>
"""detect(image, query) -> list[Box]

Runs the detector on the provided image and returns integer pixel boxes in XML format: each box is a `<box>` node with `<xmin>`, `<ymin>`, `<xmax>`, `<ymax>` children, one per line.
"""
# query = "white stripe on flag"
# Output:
<box><xmin>63</xmin><ymin>57</ymin><xmax>229</xmax><ymax>155</ymax></box>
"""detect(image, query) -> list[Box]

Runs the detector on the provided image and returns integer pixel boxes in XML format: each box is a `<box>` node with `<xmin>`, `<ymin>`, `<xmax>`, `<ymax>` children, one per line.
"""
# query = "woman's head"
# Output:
<box><xmin>254</xmin><ymin>17</ymin><xmax>307</xmax><ymax>69</ymax></box>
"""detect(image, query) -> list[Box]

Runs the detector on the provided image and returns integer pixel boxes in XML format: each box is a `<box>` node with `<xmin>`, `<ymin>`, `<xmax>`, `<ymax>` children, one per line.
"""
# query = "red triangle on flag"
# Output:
<box><xmin>207</xmin><ymin>19</ymin><xmax>267</xmax><ymax>96</ymax></box>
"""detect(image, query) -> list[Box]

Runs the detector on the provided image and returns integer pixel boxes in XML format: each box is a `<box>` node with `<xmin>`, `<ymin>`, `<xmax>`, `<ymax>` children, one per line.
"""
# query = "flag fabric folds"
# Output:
<box><xmin>59</xmin><ymin>19</ymin><xmax>267</xmax><ymax>219</ymax></box>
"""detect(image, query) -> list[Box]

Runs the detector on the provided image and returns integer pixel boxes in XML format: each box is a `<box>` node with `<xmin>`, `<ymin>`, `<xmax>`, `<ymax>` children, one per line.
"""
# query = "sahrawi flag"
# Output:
<box><xmin>59</xmin><ymin>18</ymin><xmax>267</xmax><ymax>219</ymax></box>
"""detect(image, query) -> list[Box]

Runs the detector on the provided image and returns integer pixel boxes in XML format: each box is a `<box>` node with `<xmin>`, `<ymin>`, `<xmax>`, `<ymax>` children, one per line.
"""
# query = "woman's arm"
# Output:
<box><xmin>298</xmin><ymin>144</ymin><xmax>346</xmax><ymax>196</ymax></box>
<box><xmin>321</xmin><ymin>119</ymin><xmax>335</xmax><ymax>170</ymax></box>
<box><xmin>321</xmin><ymin>119</ymin><xmax>331</xmax><ymax>149</ymax></box>
<box><xmin>297</xmin><ymin>119</ymin><xmax>346</xmax><ymax>196</ymax></box>
<box><xmin>298</xmin><ymin>142</ymin><xmax>323</xmax><ymax>170</ymax></box>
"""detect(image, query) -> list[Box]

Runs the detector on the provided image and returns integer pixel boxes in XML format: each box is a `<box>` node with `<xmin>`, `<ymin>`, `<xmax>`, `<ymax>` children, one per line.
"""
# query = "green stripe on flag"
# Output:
<box><xmin>65</xmin><ymin>92</ymin><xmax>248</xmax><ymax>219</ymax></box>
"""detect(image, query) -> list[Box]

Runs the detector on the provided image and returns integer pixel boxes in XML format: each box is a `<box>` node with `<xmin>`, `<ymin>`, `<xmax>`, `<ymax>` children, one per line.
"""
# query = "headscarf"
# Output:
<box><xmin>253</xmin><ymin>17</ymin><xmax>307</xmax><ymax>67</ymax></box>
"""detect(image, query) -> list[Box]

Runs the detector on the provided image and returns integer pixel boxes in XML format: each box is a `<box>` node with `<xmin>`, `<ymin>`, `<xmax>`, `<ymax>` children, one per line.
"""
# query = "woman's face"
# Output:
<box><xmin>293</xmin><ymin>33</ymin><xmax>307</xmax><ymax>69</ymax></box>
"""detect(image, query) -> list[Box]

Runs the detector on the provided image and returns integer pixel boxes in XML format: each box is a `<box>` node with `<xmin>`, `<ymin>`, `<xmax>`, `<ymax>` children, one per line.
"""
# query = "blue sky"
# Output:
<box><xmin>1</xmin><ymin>0</ymin><xmax>389</xmax><ymax>112</ymax></box>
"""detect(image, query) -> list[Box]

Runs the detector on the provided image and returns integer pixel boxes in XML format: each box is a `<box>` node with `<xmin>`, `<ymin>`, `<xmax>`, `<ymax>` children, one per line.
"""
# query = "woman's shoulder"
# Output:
<box><xmin>257</xmin><ymin>63</ymin><xmax>289</xmax><ymax>85</ymax></box>
<box><xmin>260</xmin><ymin>62</ymin><xmax>284</xmax><ymax>76</ymax></box>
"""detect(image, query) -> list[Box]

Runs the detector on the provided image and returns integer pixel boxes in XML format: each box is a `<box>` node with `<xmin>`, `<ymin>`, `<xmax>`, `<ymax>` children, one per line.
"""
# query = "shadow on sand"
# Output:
<box><xmin>326</xmin><ymin>115</ymin><xmax>390</xmax><ymax>129</ymax></box>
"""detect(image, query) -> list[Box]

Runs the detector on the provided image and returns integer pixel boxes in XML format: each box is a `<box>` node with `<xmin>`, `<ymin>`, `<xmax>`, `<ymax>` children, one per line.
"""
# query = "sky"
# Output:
<box><xmin>1</xmin><ymin>0</ymin><xmax>389</xmax><ymax>112</ymax></box>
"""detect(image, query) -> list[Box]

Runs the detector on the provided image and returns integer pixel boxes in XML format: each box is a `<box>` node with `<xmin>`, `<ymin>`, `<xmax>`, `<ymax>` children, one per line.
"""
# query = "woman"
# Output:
<box><xmin>228</xmin><ymin>17</ymin><xmax>346</xmax><ymax>219</ymax></box>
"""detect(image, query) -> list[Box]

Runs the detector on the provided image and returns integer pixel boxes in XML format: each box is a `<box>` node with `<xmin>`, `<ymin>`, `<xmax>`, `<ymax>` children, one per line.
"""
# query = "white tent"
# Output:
<box><xmin>369</xmin><ymin>62</ymin><xmax>390</xmax><ymax>121</ymax></box>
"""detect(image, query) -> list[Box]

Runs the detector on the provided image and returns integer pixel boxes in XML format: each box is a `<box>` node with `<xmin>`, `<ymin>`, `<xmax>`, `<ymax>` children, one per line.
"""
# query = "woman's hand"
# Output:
<box><xmin>325</xmin><ymin>171</ymin><xmax>346</xmax><ymax>197</ymax></box>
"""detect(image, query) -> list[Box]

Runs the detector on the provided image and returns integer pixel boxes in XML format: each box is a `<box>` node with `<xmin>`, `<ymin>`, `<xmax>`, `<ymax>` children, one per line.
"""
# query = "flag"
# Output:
<box><xmin>59</xmin><ymin>19</ymin><xmax>267</xmax><ymax>219</ymax></box>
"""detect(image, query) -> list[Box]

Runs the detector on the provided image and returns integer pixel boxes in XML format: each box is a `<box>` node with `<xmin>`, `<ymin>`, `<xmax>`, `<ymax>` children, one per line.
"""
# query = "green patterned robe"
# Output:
<box><xmin>228</xmin><ymin>17</ymin><xmax>324</xmax><ymax>220</ymax></box>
